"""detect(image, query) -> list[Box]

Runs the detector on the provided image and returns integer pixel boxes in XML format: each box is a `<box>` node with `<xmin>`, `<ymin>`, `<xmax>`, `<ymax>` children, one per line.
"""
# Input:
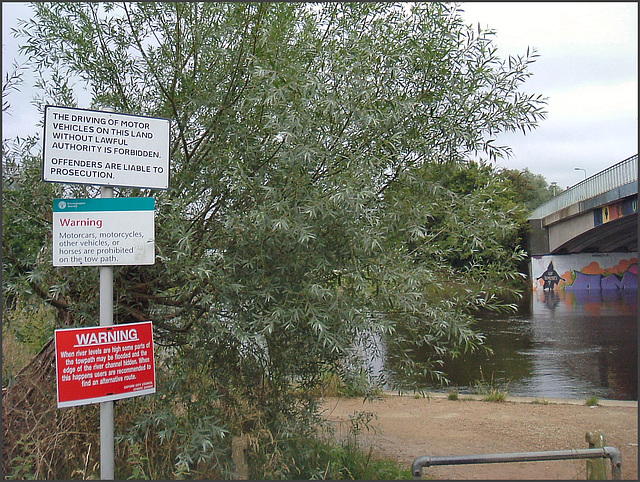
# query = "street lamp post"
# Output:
<box><xmin>574</xmin><ymin>167</ymin><xmax>587</xmax><ymax>179</ymax></box>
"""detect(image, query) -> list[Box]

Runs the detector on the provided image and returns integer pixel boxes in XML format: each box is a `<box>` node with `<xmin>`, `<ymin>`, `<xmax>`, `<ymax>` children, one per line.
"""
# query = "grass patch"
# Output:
<box><xmin>283</xmin><ymin>437</ymin><xmax>410</xmax><ymax>479</ymax></box>
<box><xmin>483</xmin><ymin>390</ymin><xmax>507</xmax><ymax>402</ymax></box>
<box><xmin>474</xmin><ymin>368</ymin><xmax>508</xmax><ymax>402</ymax></box>
<box><xmin>250</xmin><ymin>409</ymin><xmax>410</xmax><ymax>479</ymax></box>
<box><xmin>2</xmin><ymin>297</ymin><xmax>56</xmax><ymax>387</ymax></box>
<box><xmin>585</xmin><ymin>395</ymin><xmax>600</xmax><ymax>407</ymax></box>
<box><xmin>311</xmin><ymin>369</ymin><xmax>383</xmax><ymax>399</ymax></box>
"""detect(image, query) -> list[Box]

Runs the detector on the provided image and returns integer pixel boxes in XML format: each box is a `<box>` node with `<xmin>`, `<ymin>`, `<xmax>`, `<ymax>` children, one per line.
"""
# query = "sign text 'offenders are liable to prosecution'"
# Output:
<box><xmin>43</xmin><ymin>106</ymin><xmax>170</xmax><ymax>189</ymax></box>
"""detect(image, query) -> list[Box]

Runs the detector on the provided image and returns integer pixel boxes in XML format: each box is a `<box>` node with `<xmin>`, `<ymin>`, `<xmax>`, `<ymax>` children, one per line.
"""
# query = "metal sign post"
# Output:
<box><xmin>99</xmin><ymin>185</ymin><xmax>115</xmax><ymax>480</ymax></box>
<box><xmin>45</xmin><ymin>105</ymin><xmax>170</xmax><ymax>480</ymax></box>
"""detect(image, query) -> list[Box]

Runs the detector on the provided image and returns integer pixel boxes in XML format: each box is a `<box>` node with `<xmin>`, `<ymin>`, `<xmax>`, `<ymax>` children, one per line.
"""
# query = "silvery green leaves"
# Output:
<box><xmin>11</xmin><ymin>0</ymin><xmax>545</xmax><ymax>442</ymax></box>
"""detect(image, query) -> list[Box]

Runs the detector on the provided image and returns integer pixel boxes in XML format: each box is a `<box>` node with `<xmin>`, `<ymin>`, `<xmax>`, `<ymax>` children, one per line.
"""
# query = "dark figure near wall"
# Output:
<box><xmin>537</xmin><ymin>261</ymin><xmax>565</xmax><ymax>291</ymax></box>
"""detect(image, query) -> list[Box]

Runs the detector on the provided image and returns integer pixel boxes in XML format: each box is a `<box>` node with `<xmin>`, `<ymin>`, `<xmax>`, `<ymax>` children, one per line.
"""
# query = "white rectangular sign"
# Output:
<box><xmin>53</xmin><ymin>197</ymin><xmax>155</xmax><ymax>266</ymax></box>
<box><xmin>43</xmin><ymin>106</ymin><xmax>170</xmax><ymax>189</ymax></box>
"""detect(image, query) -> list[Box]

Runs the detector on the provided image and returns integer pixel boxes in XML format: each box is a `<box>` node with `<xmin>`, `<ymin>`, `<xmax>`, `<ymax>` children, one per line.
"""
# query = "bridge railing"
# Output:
<box><xmin>528</xmin><ymin>154</ymin><xmax>638</xmax><ymax>220</ymax></box>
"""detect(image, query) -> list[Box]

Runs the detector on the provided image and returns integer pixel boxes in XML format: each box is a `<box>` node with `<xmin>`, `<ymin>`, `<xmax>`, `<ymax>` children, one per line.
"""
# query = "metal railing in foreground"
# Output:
<box><xmin>411</xmin><ymin>446</ymin><xmax>622</xmax><ymax>480</ymax></box>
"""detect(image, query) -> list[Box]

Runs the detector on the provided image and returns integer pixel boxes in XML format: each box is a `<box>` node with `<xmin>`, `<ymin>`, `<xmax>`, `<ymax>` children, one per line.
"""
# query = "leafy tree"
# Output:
<box><xmin>4</xmin><ymin>2</ymin><xmax>546</xmax><ymax>477</ymax></box>
<box><xmin>499</xmin><ymin>167</ymin><xmax>562</xmax><ymax>212</ymax></box>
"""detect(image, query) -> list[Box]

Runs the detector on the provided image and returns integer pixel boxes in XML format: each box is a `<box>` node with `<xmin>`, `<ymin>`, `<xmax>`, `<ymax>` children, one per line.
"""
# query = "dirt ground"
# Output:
<box><xmin>321</xmin><ymin>392</ymin><xmax>638</xmax><ymax>480</ymax></box>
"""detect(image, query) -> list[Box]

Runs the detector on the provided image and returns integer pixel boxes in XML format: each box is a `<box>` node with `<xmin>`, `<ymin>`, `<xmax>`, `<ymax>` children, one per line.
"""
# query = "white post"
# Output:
<box><xmin>100</xmin><ymin>183</ymin><xmax>115</xmax><ymax>480</ymax></box>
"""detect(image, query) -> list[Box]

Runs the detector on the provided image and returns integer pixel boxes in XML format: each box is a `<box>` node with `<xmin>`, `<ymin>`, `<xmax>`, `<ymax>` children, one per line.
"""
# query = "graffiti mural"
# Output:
<box><xmin>531</xmin><ymin>253</ymin><xmax>638</xmax><ymax>291</ymax></box>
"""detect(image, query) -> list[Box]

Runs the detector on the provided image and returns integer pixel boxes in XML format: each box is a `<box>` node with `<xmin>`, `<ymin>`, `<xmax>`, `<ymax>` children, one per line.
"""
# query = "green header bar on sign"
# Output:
<box><xmin>53</xmin><ymin>197</ymin><xmax>155</xmax><ymax>212</ymax></box>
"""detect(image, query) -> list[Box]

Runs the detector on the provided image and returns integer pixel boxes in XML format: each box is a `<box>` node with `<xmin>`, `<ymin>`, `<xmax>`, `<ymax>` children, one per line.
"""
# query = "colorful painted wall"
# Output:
<box><xmin>531</xmin><ymin>253</ymin><xmax>638</xmax><ymax>291</ymax></box>
<box><xmin>593</xmin><ymin>197</ymin><xmax>637</xmax><ymax>227</ymax></box>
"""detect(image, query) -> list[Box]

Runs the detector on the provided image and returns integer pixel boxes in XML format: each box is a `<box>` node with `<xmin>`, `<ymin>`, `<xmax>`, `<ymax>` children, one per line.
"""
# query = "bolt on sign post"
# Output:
<box><xmin>44</xmin><ymin>105</ymin><xmax>170</xmax><ymax>479</ymax></box>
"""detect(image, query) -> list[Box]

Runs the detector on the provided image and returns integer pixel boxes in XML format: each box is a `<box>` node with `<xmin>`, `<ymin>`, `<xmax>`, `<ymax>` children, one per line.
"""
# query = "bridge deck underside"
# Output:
<box><xmin>552</xmin><ymin>212</ymin><xmax>637</xmax><ymax>254</ymax></box>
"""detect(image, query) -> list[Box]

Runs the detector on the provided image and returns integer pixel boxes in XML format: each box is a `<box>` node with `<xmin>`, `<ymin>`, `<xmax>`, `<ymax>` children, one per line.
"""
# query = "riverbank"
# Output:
<box><xmin>402</xmin><ymin>390</ymin><xmax>639</xmax><ymax>407</ymax></box>
<box><xmin>321</xmin><ymin>392</ymin><xmax>638</xmax><ymax>480</ymax></box>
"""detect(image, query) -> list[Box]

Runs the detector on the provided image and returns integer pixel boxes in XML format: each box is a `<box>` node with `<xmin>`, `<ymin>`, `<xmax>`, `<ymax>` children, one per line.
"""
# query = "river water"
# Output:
<box><xmin>374</xmin><ymin>289</ymin><xmax>638</xmax><ymax>401</ymax></box>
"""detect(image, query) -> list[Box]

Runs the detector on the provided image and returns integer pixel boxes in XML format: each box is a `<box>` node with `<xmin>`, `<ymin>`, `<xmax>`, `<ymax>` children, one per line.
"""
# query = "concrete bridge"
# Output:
<box><xmin>528</xmin><ymin>155</ymin><xmax>637</xmax><ymax>255</ymax></box>
<box><xmin>527</xmin><ymin>155</ymin><xmax>637</xmax><ymax>291</ymax></box>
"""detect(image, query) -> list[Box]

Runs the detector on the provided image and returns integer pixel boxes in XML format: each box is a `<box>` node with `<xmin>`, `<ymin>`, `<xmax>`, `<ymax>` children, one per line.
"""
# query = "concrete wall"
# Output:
<box><xmin>547</xmin><ymin>211</ymin><xmax>594</xmax><ymax>253</ymax></box>
<box><xmin>526</xmin><ymin>218</ymin><xmax>548</xmax><ymax>255</ymax></box>
<box><xmin>531</xmin><ymin>253</ymin><xmax>638</xmax><ymax>291</ymax></box>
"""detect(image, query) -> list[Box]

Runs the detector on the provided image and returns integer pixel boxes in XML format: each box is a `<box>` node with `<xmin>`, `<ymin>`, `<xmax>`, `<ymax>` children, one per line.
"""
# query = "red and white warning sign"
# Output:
<box><xmin>55</xmin><ymin>321</ymin><xmax>156</xmax><ymax>408</ymax></box>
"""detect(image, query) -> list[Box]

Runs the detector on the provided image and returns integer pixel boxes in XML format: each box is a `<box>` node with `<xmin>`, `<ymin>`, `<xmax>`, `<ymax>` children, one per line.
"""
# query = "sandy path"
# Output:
<box><xmin>321</xmin><ymin>392</ymin><xmax>638</xmax><ymax>480</ymax></box>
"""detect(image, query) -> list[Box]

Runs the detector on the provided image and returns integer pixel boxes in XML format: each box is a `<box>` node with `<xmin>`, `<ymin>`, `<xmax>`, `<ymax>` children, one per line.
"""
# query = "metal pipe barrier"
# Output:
<box><xmin>412</xmin><ymin>446</ymin><xmax>622</xmax><ymax>480</ymax></box>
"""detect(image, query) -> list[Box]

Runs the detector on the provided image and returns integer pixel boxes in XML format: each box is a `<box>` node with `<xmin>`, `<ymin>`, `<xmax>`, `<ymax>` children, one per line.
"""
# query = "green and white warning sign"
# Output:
<box><xmin>53</xmin><ymin>197</ymin><xmax>155</xmax><ymax>267</ymax></box>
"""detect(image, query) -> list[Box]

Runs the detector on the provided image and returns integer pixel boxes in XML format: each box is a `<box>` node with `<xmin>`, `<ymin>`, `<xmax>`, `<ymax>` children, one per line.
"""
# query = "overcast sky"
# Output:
<box><xmin>460</xmin><ymin>2</ymin><xmax>637</xmax><ymax>188</ymax></box>
<box><xmin>2</xmin><ymin>2</ymin><xmax>638</xmax><ymax>189</ymax></box>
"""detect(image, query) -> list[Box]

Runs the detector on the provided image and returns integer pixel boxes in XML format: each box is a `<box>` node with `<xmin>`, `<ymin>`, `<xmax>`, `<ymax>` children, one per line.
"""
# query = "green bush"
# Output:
<box><xmin>248</xmin><ymin>430</ymin><xmax>407</xmax><ymax>480</ymax></box>
<box><xmin>2</xmin><ymin>296</ymin><xmax>56</xmax><ymax>387</ymax></box>
<box><xmin>447</xmin><ymin>389</ymin><xmax>460</xmax><ymax>401</ymax></box>
<box><xmin>585</xmin><ymin>395</ymin><xmax>600</xmax><ymax>407</ymax></box>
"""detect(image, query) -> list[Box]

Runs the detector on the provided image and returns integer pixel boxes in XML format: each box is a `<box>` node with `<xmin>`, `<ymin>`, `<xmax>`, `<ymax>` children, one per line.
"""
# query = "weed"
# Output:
<box><xmin>248</xmin><ymin>408</ymin><xmax>408</xmax><ymax>479</ymax></box>
<box><xmin>262</xmin><ymin>435</ymin><xmax>408</xmax><ymax>479</ymax></box>
<box><xmin>2</xmin><ymin>341</ymin><xmax>102</xmax><ymax>480</ymax></box>
<box><xmin>407</xmin><ymin>390</ymin><xmax>431</xmax><ymax>400</ymax></box>
<box><xmin>474</xmin><ymin>367</ymin><xmax>508</xmax><ymax>402</ymax></box>
<box><xmin>5</xmin><ymin>439</ymin><xmax>38</xmax><ymax>479</ymax></box>
<box><xmin>311</xmin><ymin>368</ymin><xmax>383</xmax><ymax>399</ymax></box>
<box><xmin>2</xmin><ymin>296</ymin><xmax>56</xmax><ymax>387</ymax></box>
<box><xmin>483</xmin><ymin>390</ymin><xmax>507</xmax><ymax>402</ymax></box>
<box><xmin>447</xmin><ymin>389</ymin><xmax>459</xmax><ymax>401</ymax></box>
<box><xmin>585</xmin><ymin>395</ymin><xmax>600</xmax><ymax>407</ymax></box>
<box><xmin>124</xmin><ymin>441</ymin><xmax>150</xmax><ymax>480</ymax></box>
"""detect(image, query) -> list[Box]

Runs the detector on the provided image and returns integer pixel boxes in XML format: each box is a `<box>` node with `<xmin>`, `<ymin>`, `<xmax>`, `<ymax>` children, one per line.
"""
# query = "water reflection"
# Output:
<box><xmin>379</xmin><ymin>289</ymin><xmax>638</xmax><ymax>400</ymax></box>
